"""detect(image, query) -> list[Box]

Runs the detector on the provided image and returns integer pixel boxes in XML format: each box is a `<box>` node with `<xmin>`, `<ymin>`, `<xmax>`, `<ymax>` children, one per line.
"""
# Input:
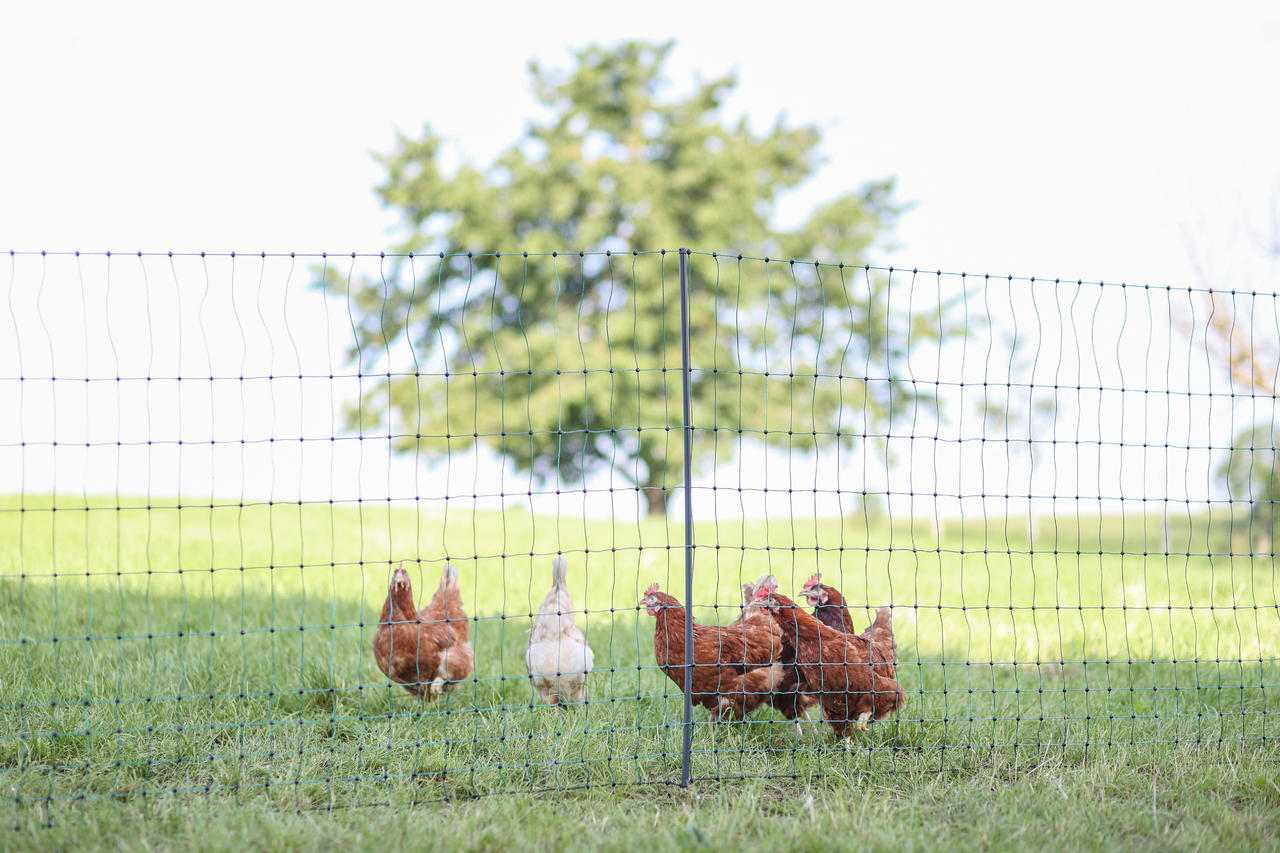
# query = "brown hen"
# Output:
<box><xmin>753</xmin><ymin>581</ymin><xmax>905</xmax><ymax>738</ymax></box>
<box><xmin>799</xmin><ymin>573</ymin><xmax>898</xmax><ymax>679</ymax></box>
<box><xmin>722</xmin><ymin>577</ymin><xmax>819</xmax><ymax>725</ymax></box>
<box><xmin>640</xmin><ymin>582</ymin><xmax>790</xmax><ymax>723</ymax></box>
<box><xmin>798</xmin><ymin>573</ymin><xmax>858</xmax><ymax>634</ymax></box>
<box><xmin>373</xmin><ymin>563</ymin><xmax>475</xmax><ymax>698</ymax></box>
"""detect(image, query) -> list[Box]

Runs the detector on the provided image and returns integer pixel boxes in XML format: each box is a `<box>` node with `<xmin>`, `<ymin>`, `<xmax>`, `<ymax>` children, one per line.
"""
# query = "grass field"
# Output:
<box><xmin>1</xmin><ymin>495</ymin><xmax>1277</xmax><ymax>850</ymax></box>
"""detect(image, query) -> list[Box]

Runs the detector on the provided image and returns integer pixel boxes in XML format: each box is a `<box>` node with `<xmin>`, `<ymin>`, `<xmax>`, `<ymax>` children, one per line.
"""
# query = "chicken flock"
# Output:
<box><xmin>374</xmin><ymin>560</ymin><xmax>904</xmax><ymax>741</ymax></box>
<box><xmin>641</xmin><ymin>572</ymin><xmax>904</xmax><ymax>739</ymax></box>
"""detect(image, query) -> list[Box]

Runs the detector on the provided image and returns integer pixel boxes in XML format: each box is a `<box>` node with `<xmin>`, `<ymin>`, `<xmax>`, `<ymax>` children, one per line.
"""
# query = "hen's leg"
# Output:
<box><xmin>790</xmin><ymin>693</ymin><xmax>821</xmax><ymax>738</ymax></box>
<box><xmin>793</xmin><ymin>692</ymin><xmax>824</xmax><ymax>738</ymax></box>
<box><xmin>793</xmin><ymin>701</ymin><xmax>824</xmax><ymax>737</ymax></box>
<box><xmin>428</xmin><ymin>656</ymin><xmax>448</xmax><ymax>696</ymax></box>
<box><xmin>824</xmin><ymin>700</ymin><xmax>851</xmax><ymax>741</ymax></box>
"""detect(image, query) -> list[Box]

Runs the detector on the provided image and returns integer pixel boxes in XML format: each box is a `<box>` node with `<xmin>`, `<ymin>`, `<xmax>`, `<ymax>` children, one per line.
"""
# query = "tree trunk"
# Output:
<box><xmin>644</xmin><ymin>486</ymin><xmax>670</xmax><ymax>517</ymax></box>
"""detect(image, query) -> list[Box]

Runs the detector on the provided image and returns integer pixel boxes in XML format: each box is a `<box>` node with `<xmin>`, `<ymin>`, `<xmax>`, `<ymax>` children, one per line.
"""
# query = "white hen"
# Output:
<box><xmin>525</xmin><ymin>556</ymin><xmax>594</xmax><ymax>705</ymax></box>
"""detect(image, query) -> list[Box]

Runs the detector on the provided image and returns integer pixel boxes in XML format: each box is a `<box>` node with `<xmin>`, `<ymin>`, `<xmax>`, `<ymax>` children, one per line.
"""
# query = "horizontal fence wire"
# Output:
<box><xmin>0</xmin><ymin>248</ymin><xmax>1277</xmax><ymax>824</ymax></box>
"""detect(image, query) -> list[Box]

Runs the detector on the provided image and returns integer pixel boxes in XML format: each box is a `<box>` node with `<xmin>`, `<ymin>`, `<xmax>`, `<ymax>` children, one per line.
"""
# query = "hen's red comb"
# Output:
<box><xmin>802</xmin><ymin>572</ymin><xmax>821</xmax><ymax>590</ymax></box>
<box><xmin>644</xmin><ymin>582</ymin><xmax>659</xmax><ymax>596</ymax></box>
<box><xmin>752</xmin><ymin>583</ymin><xmax>773</xmax><ymax>600</ymax></box>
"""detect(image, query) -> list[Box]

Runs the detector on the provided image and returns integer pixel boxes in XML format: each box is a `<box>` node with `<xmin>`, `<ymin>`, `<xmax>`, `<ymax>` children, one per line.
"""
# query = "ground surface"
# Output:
<box><xmin>1</xmin><ymin>497</ymin><xmax>1276</xmax><ymax>849</ymax></box>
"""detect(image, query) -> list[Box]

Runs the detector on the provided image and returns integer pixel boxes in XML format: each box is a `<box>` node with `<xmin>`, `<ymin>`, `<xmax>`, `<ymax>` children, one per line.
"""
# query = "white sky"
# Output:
<box><xmin>2</xmin><ymin>1</ymin><xmax>1278</xmax><ymax>521</ymax></box>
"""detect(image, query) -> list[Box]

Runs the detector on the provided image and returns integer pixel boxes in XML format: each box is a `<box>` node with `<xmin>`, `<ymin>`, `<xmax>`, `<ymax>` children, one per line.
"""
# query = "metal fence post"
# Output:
<box><xmin>678</xmin><ymin>247</ymin><xmax>695</xmax><ymax>788</ymax></box>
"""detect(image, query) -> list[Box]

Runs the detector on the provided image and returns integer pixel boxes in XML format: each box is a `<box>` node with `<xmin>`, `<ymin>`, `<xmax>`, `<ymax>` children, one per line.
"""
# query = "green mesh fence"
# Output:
<box><xmin>0</xmin><ymin>248</ymin><xmax>1276</xmax><ymax>823</ymax></box>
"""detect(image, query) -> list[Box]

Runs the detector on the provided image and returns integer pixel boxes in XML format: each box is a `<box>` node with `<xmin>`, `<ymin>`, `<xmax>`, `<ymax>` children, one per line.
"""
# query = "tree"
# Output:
<box><xmin>1195</xmin><ymin>288</ymin><xmax>1278</xmax><ymax>554</ymax></box>
<box><xmin>1184</xmin><ymin>196</ymin><xmax>1280</xmax><ymax>552</ymax></box>
<box><xmin>322</xmin><ymin>40</ymin><xmax>963</xmax><ymax>515</ymax></box>
<box><xmin>1217</xmin><ymin>422</ymin><xmax>1279</xmax><ymax>555</ymax></box>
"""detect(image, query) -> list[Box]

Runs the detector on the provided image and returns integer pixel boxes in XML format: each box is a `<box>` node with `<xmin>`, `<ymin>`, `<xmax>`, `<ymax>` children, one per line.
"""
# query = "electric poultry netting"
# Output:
<box><xmin>0</xmin><ymin>249</ymin><xmax>1276</xmax><ymax>818</ymax></box>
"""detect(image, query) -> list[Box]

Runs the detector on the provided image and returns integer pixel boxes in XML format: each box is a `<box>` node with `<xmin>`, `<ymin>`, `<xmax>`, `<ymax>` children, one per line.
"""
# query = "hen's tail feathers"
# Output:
<box><xmin>871</xmin><ymin>674</ymin><xmax>907</xmax><ymax>717</ymax></box>
<box><xmin>755</xmin><ymin>574</ymin><xmax>779</xmax><ymax>596</ymax></box>
<box><xmin>440</xmin><ymin>563</ymin><xmax>460</xmax><ymax>588</ymax></box>
<box><xmin>742</xmin><ymin>662</ymin><xmax>786</xmax><ymax>693</ymax></box>
<box><xmin>721</xmin><ymin>664</ymin><xmax>788</xmax><ymax>718</ymax></box>
<box><xmin>552</xmin><ymin>556</ymin><xmax>568</xmax><ymax>590</ymax></box>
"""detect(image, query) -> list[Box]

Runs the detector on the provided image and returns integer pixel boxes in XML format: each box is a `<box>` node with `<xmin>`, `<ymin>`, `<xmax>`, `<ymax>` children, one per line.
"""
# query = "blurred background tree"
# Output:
<box><xmin>321</xmin><ymin>40</ymin><xmax>968</xmax><ymax>515</ymax></box>
<box><xmin>1218</xmin><ymin>423</ymin><xmax>1279</xmax><ymax>554</ymax></box>
<box><xmin>1186</xmin><ymin>196</ymin><xmax>1280</xmax><ymax>554</ymax></box>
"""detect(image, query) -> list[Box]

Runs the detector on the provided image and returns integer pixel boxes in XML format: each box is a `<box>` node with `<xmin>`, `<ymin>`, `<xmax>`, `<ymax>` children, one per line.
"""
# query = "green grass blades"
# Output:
<box><xmin>0</xmin><ymin>495</ymin><xmax>1277</xmax><ymax>821</ymax></box>
<box><xmin>2</xmin><ymin>745</ymin><xmax>1279</xmax><ymax>852</ymax></box>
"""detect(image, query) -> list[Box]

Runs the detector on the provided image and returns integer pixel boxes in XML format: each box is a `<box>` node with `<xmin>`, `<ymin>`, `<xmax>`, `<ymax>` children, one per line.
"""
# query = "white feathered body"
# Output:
<box><xmin>525</xmin><ymin>558</ymin><xmax>594</xmax><ymax>705</ymax></box>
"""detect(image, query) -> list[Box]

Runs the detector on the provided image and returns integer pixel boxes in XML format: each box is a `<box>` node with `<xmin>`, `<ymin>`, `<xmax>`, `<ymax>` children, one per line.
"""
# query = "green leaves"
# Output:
<box><xmin>323</xmin><ymin>40</ymin><xmax>962</xmax><ymax>514</ymax></box>
<box><xmin>1218</xmin><ymin>421</ymin><xmax>1280</xmax><ymax>551</ymax></box>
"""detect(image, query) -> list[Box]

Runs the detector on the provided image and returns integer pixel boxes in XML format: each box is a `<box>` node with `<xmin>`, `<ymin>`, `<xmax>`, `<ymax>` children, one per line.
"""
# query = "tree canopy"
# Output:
<box><xmin>1188</xmin><ymin>209</ymin><xmax>1279</xmax><ymax>553</ymax></box>
<box><xmin>1218</xmin><ymin>422</ymin><xmax>1279</xmax><ymax>553</ymax></box>
<box><xmin>323</xmin><ymin>40</ymin><xmax>963</xmax><ymax>515</ymax></box>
